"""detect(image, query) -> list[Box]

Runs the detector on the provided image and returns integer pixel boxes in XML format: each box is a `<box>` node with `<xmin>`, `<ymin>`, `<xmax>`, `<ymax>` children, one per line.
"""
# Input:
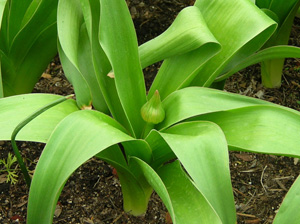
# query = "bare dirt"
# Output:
<box><xmin>1</xmin><ymin>1</ymin><xmax>300</xmax><ymax>223</ymax></box>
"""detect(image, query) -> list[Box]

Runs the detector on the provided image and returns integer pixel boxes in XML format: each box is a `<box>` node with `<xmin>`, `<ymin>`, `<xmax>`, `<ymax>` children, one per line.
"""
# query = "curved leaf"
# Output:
<box><xmin>191</xmin><ymin>0</ymin><xmax>276</xmax><ymax>87</ymax></box>
<box><xmin>57</xmin><ymin>0</ymin><xmax>93</xmax><ymax>109</ymax></box>
<box><xmin>99</xmin><ymin>0</ymin><xmax>146</xmax><ymax>138</ymax></box>
<box><xmin>216</xmin><ymin>46</ymin><xmax>300</xmax><ymax>82</ymax></box>
<box><xmin>58</xmin><ymin>43</ymin><xmax>92</xmax><ymax>109</ymax></box>
<box><xmin>157</xmin><ymin>87</ymin><xmax>271</xmax><ymax>130</ymax></box>
<box><xmin>194</xmin><ymin>105</ymin><xmax>300</xmax><ymax>157</ymax></box>
<box><xmin>27</xmin><ymin>110</ymin><xmax>135</xmax><ymax>223</ymax></box>
<box><xmin>273</xmin><ymin>175</ymin><xmax>300</xmax><ymax>224</ymax></box>
<box><xmin>139</xmin><ymin>6</ymin><xmax>220</xmax><ymax>69</ymax></box>
<box><xmin>157</xmin><ymin>121</ymin><xmax>235</xmax><ymax>224</ymax></box>
<box><xmin>0</xmin><ymin>94</ymin><xmax>78</xmax><ymax>142</ymax></box>
<box><xmin>58</xmin><ymin>0</ymin><xmax>109</xmax><ymax>111</ymax></box>
<box><xmin>79</xmin><ymin>0</ymin><xmax>132</xmax><ymax>133</ymax></box>
<box><xmin>131</xmin><ymin>158</ymin><xmax>222</xmax><ymax>224</ymax></box>
<box><xmin>148</xmin><ymin>6</ymin><xmax>220</xmax><ymax>100</ymax></box>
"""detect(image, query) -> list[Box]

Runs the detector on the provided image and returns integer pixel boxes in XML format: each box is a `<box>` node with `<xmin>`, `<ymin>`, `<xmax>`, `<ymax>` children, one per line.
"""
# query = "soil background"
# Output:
<box><xmin>1</xmin><ymin>1</ymin><xmax>300</xmax><ymax>223</ymax></box>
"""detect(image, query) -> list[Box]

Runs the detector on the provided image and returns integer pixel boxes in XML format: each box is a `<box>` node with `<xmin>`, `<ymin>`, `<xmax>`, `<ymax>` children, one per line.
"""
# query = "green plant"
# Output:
<box><xmin>0</xmin><ymin>152</ymin><xmax>18</xmax><ymax>184</ymax></box>
<box><xmin>215</xmin><ymin>0</ymin><xmax>300</xmax><ymax>88</ymax></box>
<box><xmin>256</xmin><ymin>0</ymin><xmax>300</xmax><ymax>88</ymax></box>
<box><xmin>1</xmin><ymin>0</ymin><xmax>300</xmax><ymax>223</ymax></box>
<box><xmin>0</xmin><ymin>0</ymin><xmax>58</xmax><ymax>97</ymax></box>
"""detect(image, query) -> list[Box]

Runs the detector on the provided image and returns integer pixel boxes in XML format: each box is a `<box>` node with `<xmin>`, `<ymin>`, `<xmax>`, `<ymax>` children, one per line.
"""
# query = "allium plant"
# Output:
<box><xmin>0</xmin><ymin>0</ymin><xmax>300</xmax><ymax>223</ymax></box>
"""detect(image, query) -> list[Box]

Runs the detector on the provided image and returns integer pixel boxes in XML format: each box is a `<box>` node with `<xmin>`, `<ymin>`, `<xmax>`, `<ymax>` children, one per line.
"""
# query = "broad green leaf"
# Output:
<box><xmin>0</xmin><ymin>94</ymin><xmax>78</xmax><ymax>142</ymax></box>
<box><xmin>191</xmin><ymin>0</ymin><xmax>276</xmax><ymax>87</ymax></box>
<box><xmin>76</xmin><ymin>23</ymin><xmax>109</xmax><ymax>112</ymax></box>
<box><xmin>131</xmin><ymin>158</ymin><xmax>222</xmax><ymax>224</ymax></box>
<box><xmin>27</xmin><ymin>110</ymin><xmax>134</xmax><ymax>223</ymax></box>
<box><xmin>58</xmin><ymin>43</ymin><xmax>92</xmax><ymax>109</ymax></box>
<box><xmin>273</xmin><ymin>175</ymin><xmax>300</xmax><ymax>224</ymax></box>
<box><xmin>57</xmin><ymin>0</ymin><xmax>94</xmax><ymax>109</ymax></box>
<box><xmin>139</xmin><ymin>6</ymin><xmax>220</xmax><ymax>69</ymax></box>
<box><xmin>99</xmin><ymin>0</ymin><xmax>146</xmax><ymax>138</ymax></box>
<box><xmin>80</xmin><ymin>0</ymin><xmax>132</xmax><ymax>134</ymax></box>
<box><xmin>58</xmin><ymin>0</ymin><xmax>109</xmax><ymax>111</ymax></box>
<box><xmin>215</xmin><ymin>46</ymin><xmax>300</xmax><ymax>82</ymax></box>
<box><xmin>195</xmin><ymin>105</ymin><xmax>300</xmax><ymax>157</ymax></box>
<box><xmin>148</xmin><ymin>6</ymin><xmax>220</xmax><ymax>100</ymax></box>
<box><xmin>57</xmin><ymin>0</ymin><xmax>82</xmax><ymax>67</ymax></box>
<box><xmin>158</xmin><ymin>121</ymin><xmax>235</xmax><ymax>224</ymax></box>
<box><xmin>157</xmin><ymin>87</ymin><xmax>271</xmax><ymax>130</ymax></box>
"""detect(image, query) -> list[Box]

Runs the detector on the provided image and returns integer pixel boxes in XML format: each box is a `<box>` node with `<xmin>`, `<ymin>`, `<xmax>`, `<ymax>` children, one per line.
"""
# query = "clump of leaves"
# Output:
<box><xmin>0</xmin><ymin>0</ymin><xmax>300</xmax><ymax>223</ymax></box>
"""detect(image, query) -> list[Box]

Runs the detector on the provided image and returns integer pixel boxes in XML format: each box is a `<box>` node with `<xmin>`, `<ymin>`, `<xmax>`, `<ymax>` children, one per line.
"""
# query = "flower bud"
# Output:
<box><xmin>141</xmin><ymin>90</ymin><xmax>165</xmax><ymax>124</ymax></box>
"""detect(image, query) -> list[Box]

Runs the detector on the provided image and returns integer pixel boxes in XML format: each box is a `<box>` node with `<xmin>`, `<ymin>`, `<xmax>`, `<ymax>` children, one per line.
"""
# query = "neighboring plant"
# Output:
<box><xmin>256</xmin><ymin>0</ymin><xmax>300</xmax><ymax>88</ymax></box>
<box><xmin>0</xmin><ymin>0</ymin><xmax>300</xmax><ymax>223</ymax></box>
<box><xmin>214</xmin><ymin>0</ymin><xmax>300</xmax><ymax>88</ymax></box>
<box><xmin>0</xmin><ymin>152</ymin><xmax>18</xmax><ymax>184</ymax></box>
<box><xmin>0</xmin><ymin>0</ymin><xmax>58</xmax><ymax>97</ymax></box>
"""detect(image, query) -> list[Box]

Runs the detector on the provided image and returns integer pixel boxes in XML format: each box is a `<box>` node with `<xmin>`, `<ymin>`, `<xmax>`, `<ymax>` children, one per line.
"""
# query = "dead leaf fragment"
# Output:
<box><xmin>41</xmin><ymin>73</ymin><xmax>52</xmax><ymax>79</ymax></box>
<box><xmin>10</xmin><ymin>215</ymin><xmax>24</xmax><ymax>221</ymax></box>
<box><xmin>107</xmin><ymin>72</ymin><xmax>115</xmax><ymax>78</ymax></box>
<box><xmin>82</xmin><ymin>217</ymin><xmax>94</xmax><ymax>224</ymax></box>
<box><xmin>165</xmin><ymin>212</ymin><xmax>173</xmax><ymax>224</ymax></box>
<box><xmin>234</xmin><ymin>153</ymin><xmax>253</xmax><ymax>162</ymax></box>
<box><xmin>54</xmin><ymin>203</ymin><xmax>62</xmax><ymax>217</ymax></box>
<box><xmin>0</xmin><ymin>174</ymin><xmax>7</xmax><ymax>183</ymax></box>
<box><xmin>112</xmin><ymin>168</ymin><xmax>118</xmax><ymax>178</ymax></box>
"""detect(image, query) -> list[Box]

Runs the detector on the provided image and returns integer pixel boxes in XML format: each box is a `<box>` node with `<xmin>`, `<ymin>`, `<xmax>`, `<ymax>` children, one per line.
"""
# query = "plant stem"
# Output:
<box><xmin>261</xmin><ymin>59</ymin><xmax>285</xmax><ymax>88</ymax></box>
<box><xmin>11</xmin><ymin>94</ymin><xmax>74</xmax><ymax>187</ymax></box>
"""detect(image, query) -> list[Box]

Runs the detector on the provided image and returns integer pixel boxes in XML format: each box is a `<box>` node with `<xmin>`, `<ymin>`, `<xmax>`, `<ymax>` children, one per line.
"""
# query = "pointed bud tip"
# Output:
<box><xmin>141</xmin><ymin>90</ymin><xmax>165</xmax><ymax>124</ymax></box>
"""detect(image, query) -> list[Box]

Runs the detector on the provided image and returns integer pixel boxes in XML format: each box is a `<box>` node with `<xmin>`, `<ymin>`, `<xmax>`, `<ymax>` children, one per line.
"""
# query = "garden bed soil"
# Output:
<box><xmin>1</xmin><ymin>1</ymin><xmax>300</xmax><ymax>223</ymax></box>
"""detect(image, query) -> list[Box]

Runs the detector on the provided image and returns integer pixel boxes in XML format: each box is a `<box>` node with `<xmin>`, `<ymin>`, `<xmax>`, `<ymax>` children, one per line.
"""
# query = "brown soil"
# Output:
<box><xmin>1</xmin><ymin>1</ymin><xmax>300</xmax><ymax>223</ymax></box>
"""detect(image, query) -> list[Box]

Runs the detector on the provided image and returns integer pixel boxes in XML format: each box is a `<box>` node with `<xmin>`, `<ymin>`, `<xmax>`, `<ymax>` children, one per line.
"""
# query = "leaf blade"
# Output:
<box><xmin>27</xmin><ymin>110</ymin><xmax>134</xmax><ymax>223</ymax></box>
<box><xmin>131</xmin><ymin>157</ymin><xmax>222</xmax><ymax>224</ymax></box>
<box><xmin>158</xmin><ymin>121</ymin><xmax>236</xmax><ymax>223</ymax></box>
<box><xmin>0</xmin><ymin>94</ymin><xmax>79</xmax><ymax>142</ymax></box>
<box><xmin>99</xmin><ymin>0</ymin><xmax>146</xmax><ymax>137</ymax></box>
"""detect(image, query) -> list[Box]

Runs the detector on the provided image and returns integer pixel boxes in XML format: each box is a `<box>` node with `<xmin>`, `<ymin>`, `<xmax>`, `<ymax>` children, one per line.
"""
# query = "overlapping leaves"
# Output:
<box><xmin>0</xmin><ymin>0</ymin><xmax>58</xmax><ymax>97</ymax></box>
<box><xmin>0</xmin><ymin>0</ymin><xmax>300</xmax><ymax>223</ymax></box>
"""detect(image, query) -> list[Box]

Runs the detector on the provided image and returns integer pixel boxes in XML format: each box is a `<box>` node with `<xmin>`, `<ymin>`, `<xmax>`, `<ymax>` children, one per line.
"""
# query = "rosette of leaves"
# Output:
<box><xmin>0</xmin><ymin>0</ymin><xmax>58</xmax><ymax>97</ymax></box>
<box><xmin>1</xmin><ymin>0</ymin><xmax>300</xmax><ymax>223</ymax></box>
